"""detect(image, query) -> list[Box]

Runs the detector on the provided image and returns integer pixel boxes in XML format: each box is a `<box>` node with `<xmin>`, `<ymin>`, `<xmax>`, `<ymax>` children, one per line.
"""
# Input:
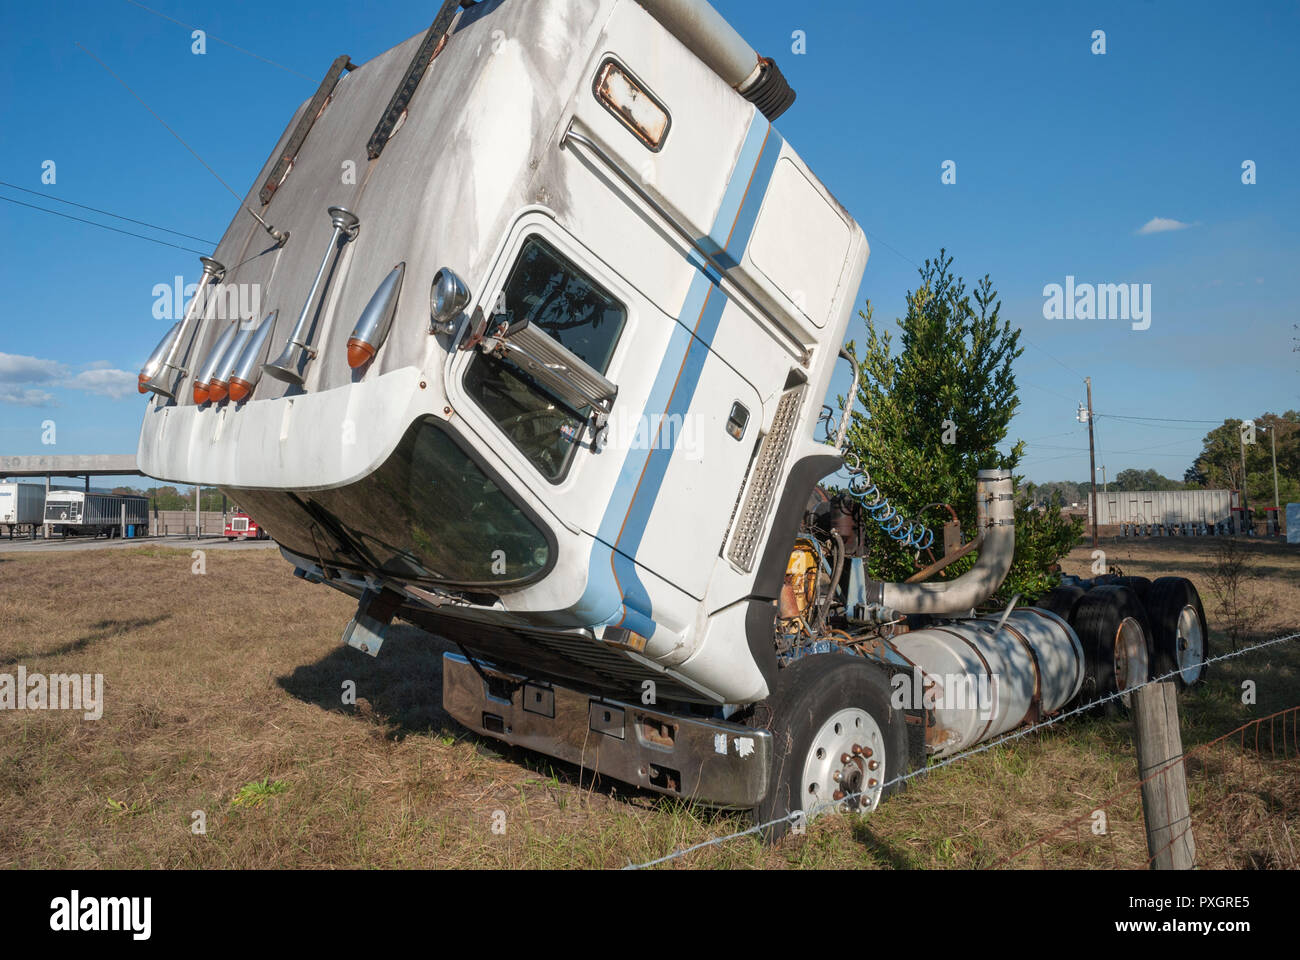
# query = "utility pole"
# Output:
<box><xmin>1270</xmin><ymin>425</ymin><xmax>1280</xmax><ymax>511</ymax></box>
<box><xmin>1081</xmin><ymin>378</ymin><xmax>1098</xmax><ymax>547</ymax></box>
<box><xmin>1238</xmin><ymin>422</ymin><xmax>1250</xmax><ymax>513</ymax></box>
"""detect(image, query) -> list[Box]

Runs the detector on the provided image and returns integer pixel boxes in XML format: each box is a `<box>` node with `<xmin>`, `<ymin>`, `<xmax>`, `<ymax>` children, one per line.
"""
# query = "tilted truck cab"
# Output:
<box><xmin>138</xmin><ymin>0</ymin><xmax>1208</xmax><ymax>837</ymax></box>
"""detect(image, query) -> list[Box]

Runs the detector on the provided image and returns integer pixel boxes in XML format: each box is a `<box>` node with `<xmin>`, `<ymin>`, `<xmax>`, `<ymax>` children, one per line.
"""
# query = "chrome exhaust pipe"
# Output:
<box><xmin>632</xmin><ymin>0</ymin><xmax>796</xmax><ymax>119</ymax></box>
<box><xmin>880</xmin><ymin>469</ymin><xmax>1016</xmax><ymax>616</ymax></box>
<box><xmin>263</xmin><ymin>205</ymin><xmax>360</xmax><ymax>386</ymax></box>
<box><xmin>144</xmin><ymin>255</ymin><xmax>226</xmax><ymax>400</ymax></box>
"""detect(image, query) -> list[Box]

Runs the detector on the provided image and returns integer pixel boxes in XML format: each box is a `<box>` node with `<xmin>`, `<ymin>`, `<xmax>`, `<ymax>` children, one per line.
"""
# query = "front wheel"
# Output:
<box><xmin>751</xmin><ymin>653</ymin><xmax>911</xmax><ymax>843</ymax></box>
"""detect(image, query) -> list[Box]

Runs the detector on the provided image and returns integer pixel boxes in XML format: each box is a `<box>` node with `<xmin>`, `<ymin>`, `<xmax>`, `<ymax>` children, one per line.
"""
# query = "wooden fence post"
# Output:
<box><xmin>1132</xmin><ymin>681</ymin><xmax>1195</xmax><ymax>869</ymax></box>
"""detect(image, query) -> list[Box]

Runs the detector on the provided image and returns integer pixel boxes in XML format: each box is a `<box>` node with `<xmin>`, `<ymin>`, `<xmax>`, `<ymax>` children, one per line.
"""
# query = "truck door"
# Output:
<box><xmin>446</xmin><ymin>213</ymin><xmax>762</xmax><ymax>604</ymax></box>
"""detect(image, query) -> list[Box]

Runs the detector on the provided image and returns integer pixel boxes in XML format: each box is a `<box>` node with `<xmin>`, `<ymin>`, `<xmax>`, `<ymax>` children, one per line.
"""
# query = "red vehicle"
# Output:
<box><xmin>224</xmin><ymin>511</ymin><xmax>269</xmax><ymax>541</ymax></box>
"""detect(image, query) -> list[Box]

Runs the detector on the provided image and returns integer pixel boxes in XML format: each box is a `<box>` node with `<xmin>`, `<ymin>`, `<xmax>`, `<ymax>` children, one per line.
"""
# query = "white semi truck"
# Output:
<box><xmin>136</xmin><ymin>0</ymin><xmax>1209</xmax><ymax>836</ymax></box>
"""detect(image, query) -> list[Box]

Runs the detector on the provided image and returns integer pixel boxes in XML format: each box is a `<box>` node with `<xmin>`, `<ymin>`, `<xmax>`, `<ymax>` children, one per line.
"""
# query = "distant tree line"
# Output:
<box><xmin>1183</xmin><ymin>411</ymin><xmax>1299</xmax><ymax>506</ymax></box>
<box><xmin>1028</xmin><ymin>410</ymin><xmax>1299</xmax><ymax>508</ymax></box>
<box><xmin>108</xmin><ymin>485</ymin><xmax>229</xmax><ymax>512</ymax></box>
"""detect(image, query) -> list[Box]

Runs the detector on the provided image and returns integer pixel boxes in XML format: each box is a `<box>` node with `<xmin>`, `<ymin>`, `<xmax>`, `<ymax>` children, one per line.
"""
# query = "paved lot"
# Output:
<box><xmin>0</xmin><ymin>534</ymin><xmax>279</xmax><ymax>554</ymax></box>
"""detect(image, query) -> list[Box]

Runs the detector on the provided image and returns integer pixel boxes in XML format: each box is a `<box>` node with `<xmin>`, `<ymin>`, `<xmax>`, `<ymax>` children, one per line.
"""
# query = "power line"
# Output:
<box><xmin>1096</xmin><ymin>413</ymin><xmax>1223</xmax><ymax>425</ymax></box>
<box><xmin>1020</xmin><ymin>338</ymin><xmax>1088</xmax><ymax>383</ymax></box>
<box><xmin>0</xmin><ymin>193</ymin><xmax>208</xmax><ymax>254</ymax></box>
<box><xmin>76</xmin><ymin>41</ymin><xmax>288</xmax><ymax>245</ymax></box>
<box><xmin>1021</xmin><ymin>381</ymin><xmax>1078</xmax><ymax>403</ymax></box>
<box><xmin>121</xmin><ymin>0</ymin><xmax>314</xmax><ymax>81</ymax></box>
<box><xmin>76</xmin><ymin>41</ymin><xmax>247</xmax><ymax>206</ymax></box>
<box><xmin>0</xmin><ymin>179</ymin><xmax>216</xmax><ymax>245</ymax></box>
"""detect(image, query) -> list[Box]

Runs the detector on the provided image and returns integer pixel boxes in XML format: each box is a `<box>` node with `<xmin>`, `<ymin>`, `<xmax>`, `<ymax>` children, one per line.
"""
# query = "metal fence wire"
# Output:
<box><xmin>624</xmin><ymin>630</ymin><xmax>1300</xmax><ymax>870</ymax></box>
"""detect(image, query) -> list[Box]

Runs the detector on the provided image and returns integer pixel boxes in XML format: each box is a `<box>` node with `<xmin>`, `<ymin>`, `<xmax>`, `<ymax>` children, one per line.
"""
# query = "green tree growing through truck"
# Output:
<box><xmin>840</xmin><ymin>250</ymin><xmax>1082</xmax><ymax>604</ymax></box>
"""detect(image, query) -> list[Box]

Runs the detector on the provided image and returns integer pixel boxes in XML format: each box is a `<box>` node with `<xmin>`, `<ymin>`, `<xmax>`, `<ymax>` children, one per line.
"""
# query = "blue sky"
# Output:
<box><xmin>1</xmin><ymin>0</ymin><xmax>1297</xmax><ymax>490</ymax></box>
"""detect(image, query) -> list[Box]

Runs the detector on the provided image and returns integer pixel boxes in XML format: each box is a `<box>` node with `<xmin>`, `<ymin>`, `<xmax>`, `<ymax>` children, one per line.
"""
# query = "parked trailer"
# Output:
<box><xmin>135</xmin><ymin>0</ymin><xmax>1210</xmax><ymax>839</ymax></box>
<box><xmin>43</xmin><ymin>490</ymin><xmax>149</xmax><ymax>538</ymax></box>
<box><xmin>0</xmin><ymin>482</ymin><xmax>46</xmax><ymax>537</ymax></box>
<box><xmin>1091</xmin><ymin>489</ymin><xmax>1234</xmax><ymax>529</ymax></box>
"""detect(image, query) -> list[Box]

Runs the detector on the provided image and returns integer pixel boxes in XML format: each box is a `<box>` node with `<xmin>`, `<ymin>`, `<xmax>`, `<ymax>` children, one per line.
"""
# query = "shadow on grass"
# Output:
<box><xmin>848</xmin><ymin>819</ymin><xmax>925</xmax><ymax>868</ymax></box>
<box><xmin>276</xmin><ymin>623</ymin><xmax>692</xmax><ymax>811</ymax></box>
<box><xmin>1</xmin><ymin>615</ymin><xmax>172</xmax><ymax>666</ymax></box>
<box><xmin>277</xmin><ymin>622</ymin><xmax>455</xmax><ymax>738</ymax></box>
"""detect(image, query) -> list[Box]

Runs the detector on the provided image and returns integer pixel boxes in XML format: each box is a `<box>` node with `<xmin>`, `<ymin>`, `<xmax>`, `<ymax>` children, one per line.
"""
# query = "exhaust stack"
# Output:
<box><xmin>880</xmin><ymin>469</ymin><xmax>1016</xmax><ymax>616</ymax></box>
<box><xmin>632</xmin><ymin>0</ymin><xmax>796</xmax><ymax>120</ymax></box>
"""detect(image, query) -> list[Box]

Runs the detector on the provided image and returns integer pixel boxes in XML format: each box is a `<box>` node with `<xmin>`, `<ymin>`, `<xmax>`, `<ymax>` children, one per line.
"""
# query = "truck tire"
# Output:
<box><xmin>1146</xmin><ymin>577</ymin><xmax>1208</xmax><ymax>688</ymax></box>
<box><xmin>1037</xmin><ymin>584</ymin><xmax>1086</xmax><ymax>620</ymax></box>
<box><xmin>1111</xmin><ymin>576</ymin><xmax>1152</xmax><ymax>605</ymax></box>
<box><xmin>1071</xmin><ymin>585</ymin><xmax>1153</xmax><ymax>712</ymax></box>
<box><xmin>751</xmin><ymin>653</ymin><xmax>910</xmax><ymax>843</ymax></box>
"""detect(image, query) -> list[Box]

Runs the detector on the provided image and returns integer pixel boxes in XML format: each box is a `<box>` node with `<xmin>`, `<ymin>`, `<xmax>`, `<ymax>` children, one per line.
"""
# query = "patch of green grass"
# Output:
<box><xmin>231</xmin><ymin>778</ymin><xmax>290</xmax><ymax>809</ymax></box>
<box><xmin>104</xmin><ymin>797</ymin><xmax>147</xmax><ymax>816</ymax></box>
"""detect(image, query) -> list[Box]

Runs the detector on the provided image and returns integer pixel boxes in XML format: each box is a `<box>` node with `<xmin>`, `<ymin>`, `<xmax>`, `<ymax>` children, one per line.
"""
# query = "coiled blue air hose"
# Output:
<box><xmin>842</xmin><ymin>454</ymin><xmax>935</xmax><ymax>551</ymax></box>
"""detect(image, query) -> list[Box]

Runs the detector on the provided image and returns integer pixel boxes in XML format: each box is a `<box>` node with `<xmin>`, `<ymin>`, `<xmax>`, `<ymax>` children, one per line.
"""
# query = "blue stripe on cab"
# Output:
<box><xmin>573</xmin><ymin>111</ymin><xmax>785</xmax><ymax>637</ymax></box>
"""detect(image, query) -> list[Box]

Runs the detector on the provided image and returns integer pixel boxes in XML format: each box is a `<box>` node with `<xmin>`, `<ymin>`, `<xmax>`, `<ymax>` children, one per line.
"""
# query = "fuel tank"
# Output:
<box><xmin>889</xmin><ymin>607</ymin><xmax>1085</xmax><ymax>758</ymax></box>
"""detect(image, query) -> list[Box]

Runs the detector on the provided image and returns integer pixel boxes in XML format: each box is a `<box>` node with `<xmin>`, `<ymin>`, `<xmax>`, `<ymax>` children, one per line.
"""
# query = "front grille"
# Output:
<box><xmin>725</xmin><ymin>385</ymin><xmax>804</xmax><ymax>571</ymax></box>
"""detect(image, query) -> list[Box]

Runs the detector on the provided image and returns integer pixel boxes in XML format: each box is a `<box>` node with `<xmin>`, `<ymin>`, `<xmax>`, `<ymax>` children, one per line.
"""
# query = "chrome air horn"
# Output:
<box><xmin>143</xmin><ymin>255</ymin><xmax>226</xmax><ymax>400</ymax></box>
<box><xmin>263</xmin><ymin>205</ymin><xmax>360</xmax><ymax>386</ymax></box>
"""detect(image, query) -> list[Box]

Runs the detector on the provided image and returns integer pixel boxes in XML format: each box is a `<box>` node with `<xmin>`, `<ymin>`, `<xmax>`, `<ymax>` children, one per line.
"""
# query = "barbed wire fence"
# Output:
<box><xmin>996</xmin><ymin>704</ymin><xmax>1299</xmax><ymax>869</ymax></box>
<box><xmin>624</xmin><ymin>629</ymin><xmax>1300</xmax><ymax>870</ymax></box>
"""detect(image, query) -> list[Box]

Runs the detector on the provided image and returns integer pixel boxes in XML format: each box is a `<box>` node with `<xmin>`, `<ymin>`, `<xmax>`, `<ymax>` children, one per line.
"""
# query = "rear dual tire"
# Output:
<box><xmin>1071</xmin><ymin>585</ymin><xmax>1153</xmax><ymax>712</ymax></box>
<box><xmin>1147</xmin><ymin>577</ymin><xmax>1209</xmax><ymax>689</ymax></box>
<box><xmin>1067</xmin><ymin>577</ymin><xmax>1209</xmax><ymax>708</ymax></box>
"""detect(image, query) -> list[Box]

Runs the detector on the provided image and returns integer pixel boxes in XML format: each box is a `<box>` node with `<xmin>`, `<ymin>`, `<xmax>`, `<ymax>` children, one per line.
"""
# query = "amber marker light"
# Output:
<box><xmin>227</xmin><ymin>377</ymin><xmax>253</xmax><ymax>403</ymax></box>
<box><xmin>346</xmin><ymin>337</ymin><xmax>377</xmax><ymax>369</ymax></box>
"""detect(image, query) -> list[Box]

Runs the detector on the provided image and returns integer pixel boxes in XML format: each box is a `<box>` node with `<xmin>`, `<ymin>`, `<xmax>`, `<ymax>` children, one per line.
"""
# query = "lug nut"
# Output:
<box><xmin>868</xmin><ymin>760</ymin><xmax>879</xmax><ymax>771</ymax></box>
<box><xmin>868</xmin><ymin>778</ymin><xmax>878</xmax><ymax>788</ymax></box>
<box><xmin>841</xmin><ymin>753</ymin><xmax>852</xmax><ymax>764</ymax></box>
<box><xmin>833</xmin><ymin>789</ymin><xmax>845</xmax><ymax>801</ymax></box>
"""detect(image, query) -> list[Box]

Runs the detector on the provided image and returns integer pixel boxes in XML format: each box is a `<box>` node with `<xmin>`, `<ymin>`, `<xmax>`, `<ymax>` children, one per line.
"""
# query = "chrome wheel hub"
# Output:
<box><xmin>800</xmin><ymin>707</ymin><xmax>885</xmax><ymax>821</ymax></box>
<box><xmin>1114</xmin><ymin>616</ymin><xmax>1150</xmax><ymax>706</ymax></box>
<box><xmin>1175</xmin><ymin>604</ymin><xmax>1205</xmax><ymax>684</ymax></box>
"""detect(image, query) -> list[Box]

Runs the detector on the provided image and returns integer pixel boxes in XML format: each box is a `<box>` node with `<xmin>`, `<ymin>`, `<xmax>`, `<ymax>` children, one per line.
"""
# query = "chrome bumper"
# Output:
<box><xmin>441</xmin><ymin>653</ymin><xmax>771</xmax><ymax>808</ymax></box>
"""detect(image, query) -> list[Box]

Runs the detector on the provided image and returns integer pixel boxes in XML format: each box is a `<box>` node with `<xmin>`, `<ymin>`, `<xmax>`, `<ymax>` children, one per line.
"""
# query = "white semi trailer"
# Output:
<box><xmin>43</xmin><ymin>490</ymin><xmax>150</xmax><ymax>539</ymax></box>
<box><xmin>136</xmin><ymin>0</ymin><xmax>1209</xmax><ymax>836</ymax></box>
<box><xmin>0</xmin><ymin>482</ymin><xmax>45</xmax><ymax>537</ymax></box>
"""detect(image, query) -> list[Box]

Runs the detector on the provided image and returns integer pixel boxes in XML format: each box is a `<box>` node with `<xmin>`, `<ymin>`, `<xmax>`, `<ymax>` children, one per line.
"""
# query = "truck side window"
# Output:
<box><xmin>464</xmin><ymin>236</ymin><xmax>626</xmax><ymax>481</ymax></box>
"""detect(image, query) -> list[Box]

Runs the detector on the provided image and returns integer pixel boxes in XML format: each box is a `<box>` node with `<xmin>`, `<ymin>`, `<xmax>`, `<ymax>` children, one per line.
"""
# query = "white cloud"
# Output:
<box><xmin>0</xmin><ymin>385</ymin><xmax>58</xmax><ymax>407</ymax></box>
<box><xmin>63</xmin><ymin>368</ymin><xmax>138</xmax><ymax>399</ymax></box>
<box><xmin>0</xmin><ymin>352</ymin><xmax>136</xmax><ymax>404</ymax></box>
<box><xmin>0</xmin><ymin>352</ymin><xmax>68</xmax><ymax>384</ymax></box>
<box><xmin>1137</xmin><ymin>217</ymin><xmax>1194</xmax><ymax>235</ymax></box>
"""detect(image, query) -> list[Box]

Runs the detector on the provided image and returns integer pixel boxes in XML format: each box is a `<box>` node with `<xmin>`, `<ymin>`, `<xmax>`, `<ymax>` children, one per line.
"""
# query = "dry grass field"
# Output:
<box><xmin>0</xmin><ymin>537</ymin><xmax>1296</xmax><ymax>869</ymax></box>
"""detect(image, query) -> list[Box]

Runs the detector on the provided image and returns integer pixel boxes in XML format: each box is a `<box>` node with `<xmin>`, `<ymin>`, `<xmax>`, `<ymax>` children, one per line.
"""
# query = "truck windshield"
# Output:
<box><xmin>464</xmin><ymin>236</ymin><xmax>626</xmax><ymax>481</ymax></box>
<box><xmin>231</xmin><ymin>418</ymin><xmax>553</xmax><ymax>587</ymax></box>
